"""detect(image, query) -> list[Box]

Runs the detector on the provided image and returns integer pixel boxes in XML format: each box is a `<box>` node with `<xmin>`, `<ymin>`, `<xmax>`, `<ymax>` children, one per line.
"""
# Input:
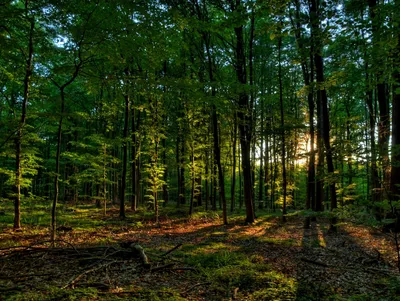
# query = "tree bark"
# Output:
<box><xmin>231</xmin><ymin>113</ymin><xmax>237</xmax><ymax>212</ymax></box>
<box><xmin>131</xmin><ymin>103</ymin><xmax>137</xmax><ymax>211</ymax></box>
<box><xmin>14</xmin><ymin>0</ymin><xmax>34</xmax><ymax>229</ymax></box>
<box><xmin>391</xmin><ymin>0</ymin><xmax>400</xmax><ymax>199</ymax></box>
<box><xmin>120</xmin><ymin>94</ymin><xmax>129</xmax><ymax>218</ymax></box>
<box><xmin>368</xmin><ymin>0</ymin><xmax>389</xmax><ymax>217</ymax></box>
<box><xmin>234</xmin><ymin>8</ymin><xmax>255</xmax><ymax>223</ymax></box>
<box><xmin>310</xmin><ymin>0</ymin><xmax>337</xmax><ymax>231</ymax></box>
<box><xmin>278</xmin><ymin>30</ymin><xmax>287</xmax><ymax>223</ymax></box>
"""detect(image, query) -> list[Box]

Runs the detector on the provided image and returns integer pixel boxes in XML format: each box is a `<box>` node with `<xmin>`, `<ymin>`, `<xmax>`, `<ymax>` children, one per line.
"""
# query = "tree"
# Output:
<box><xmin>309</xmin><ymin>0</ymin><xmax>337</xmax><ymax>231</ymax></box>
<box><xmin>232</xmin><ymin>0</ymin><xmax>255</xmax><ymax>223</ymax></box>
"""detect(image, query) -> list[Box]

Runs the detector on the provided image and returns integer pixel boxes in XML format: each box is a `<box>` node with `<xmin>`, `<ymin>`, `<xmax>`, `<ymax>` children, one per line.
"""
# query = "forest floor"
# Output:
<box><xmin>0</xmin><ymin>203</ymin><xmax>400</xmax><ymax>300</ymax></box>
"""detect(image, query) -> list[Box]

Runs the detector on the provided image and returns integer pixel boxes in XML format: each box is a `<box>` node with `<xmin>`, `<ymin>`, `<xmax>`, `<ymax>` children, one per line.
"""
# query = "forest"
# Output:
<box><xmin>1</xmin><ymin>0</ymin><xmax>400</xmax><ymax>300</ymax></box>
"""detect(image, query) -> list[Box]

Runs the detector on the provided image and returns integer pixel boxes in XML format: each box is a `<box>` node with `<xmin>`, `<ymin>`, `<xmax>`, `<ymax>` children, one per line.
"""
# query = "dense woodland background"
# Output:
<box><xmin>1</xmin><ymin>0</ymin><xmax>400</xmax><ymax>237</ymax></box>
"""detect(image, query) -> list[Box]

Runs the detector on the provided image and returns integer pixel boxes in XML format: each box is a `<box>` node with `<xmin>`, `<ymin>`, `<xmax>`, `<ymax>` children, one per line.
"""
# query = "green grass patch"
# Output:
<box><xmin>5</xmin><ymin>287</ymin><xmax>98</xmax><ymax>301</ymax></box>
<box><xmin>188</xmin><ymin>250</ymin><xmax>298</xmax><ymax>299</ymax></box>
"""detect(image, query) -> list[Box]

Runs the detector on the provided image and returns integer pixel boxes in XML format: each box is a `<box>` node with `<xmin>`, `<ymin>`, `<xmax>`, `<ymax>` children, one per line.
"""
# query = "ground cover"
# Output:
<box><xmin>0</xmin><ymin>203</ymin><xmax>399</xmax><ymax>300</ymax></box>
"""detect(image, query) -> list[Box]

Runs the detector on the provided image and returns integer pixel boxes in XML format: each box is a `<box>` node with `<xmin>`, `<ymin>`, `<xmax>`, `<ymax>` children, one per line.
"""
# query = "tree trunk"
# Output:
<box><xmin>258</xmin><ymin>103</ymin><xmax>264</xmax><ymax>210</ymax></box>
<box><xmin>368</xmin><ymin>0</ymin><xmax>390</xmax><ymax>211</ymax></box>
<box><xmin>189</xmin><ymin>146</ymin><xmax>195</xmax><ymax>216</ymax></box>
<box><xmin>120</xmin><ymin>95</ymin><xmax>129</xmax><ymax>218</ymax></box>
<box><xmin>278</xmin><ymin>31</ymin><xmax>287</xmax><ymax>223</ymax></box>
<box><xmin>231</xmin><ymin>113</ymin><xmax>237</xmax><ymax>212</ymax></box>
<box><xmin>391</xmin><ymin>0</ymin><xmax>400</xmax><ymax>199</ymax></box>
<box><xmin>310</xmin><ymin>0</ymin><xmax>337</xmax><ymax>231</ymax></box>
<box><xmin>14</xmin><ymin>1</ymin><xmax>34</xmax><ymax>230</ymax></box>
<box><xmin>212</xmin><ymin>103</ymin><xmax>228</xmax><ymax>224</ymax></box>
<box><xmin>131</xmin><ymin>102</ymin><xmax>137</xmax><ymax>211</ymax></box>
<box><xmin>135</xmin><ymin>110</ymin><xmax>141</xmax><ymax>207</ymax></box>
<box><xmin>103</xmin><ymin>144</ymin><xmax>107</xmax><ymax>215</ymax></box>
<box><xmin>51</xmin><ymin>88</ymin><xmax>65</xmax><ymax>243</ymax></box>
<box><xmin>292</xmin><ymin>0</ymin><xmax>315</xmax><ymax>228</ymax></box>
<box><xmin>234</xmin><ymin>21</ymin><xmax>255</xmax><ymax>224</ymax></box>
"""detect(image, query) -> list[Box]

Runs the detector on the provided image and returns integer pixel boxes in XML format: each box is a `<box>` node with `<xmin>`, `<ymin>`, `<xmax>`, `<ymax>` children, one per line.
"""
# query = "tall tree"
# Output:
<box><xmin>309</xmin><ymin>0</ymin><xmax>337</xmax><ymax>230</ymax></box>
<box><xmin>14</xmin><ymin>0</ymin><xmax>34</xmax><ymax>230</ymax></box>
<box><xmin>232</xmin><ymin>0</ymin><xmax>255</xmax><ymax>223</ymax></box>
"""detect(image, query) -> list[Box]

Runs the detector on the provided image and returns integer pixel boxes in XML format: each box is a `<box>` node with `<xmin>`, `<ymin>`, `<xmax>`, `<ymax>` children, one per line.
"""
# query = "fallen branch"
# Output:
<box><xmin>62</xmin><ymin>260</ymin><xmax>121</xmax><ymax>289</ymax></box>
<box><xmin>162</xmin><ymin>243</ymin><xmax>182</xmax><ymax>257</ymax></box>
<box><xmin>150</xmin><ymin>263</ymin><xmax>175</xmax><ymax>272</ymax></box>
<box><xmin>171</xmin><ymin>267</ymin><xmax>197</xmax><ymax>272</ymax></box>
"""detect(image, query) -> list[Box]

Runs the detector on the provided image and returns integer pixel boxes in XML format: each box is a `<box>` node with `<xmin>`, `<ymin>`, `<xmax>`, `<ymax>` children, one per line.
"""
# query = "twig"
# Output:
<box><xmin>150</xmin><ymin>263</ymin><xmax>175</xmax><ymax>272</ymax></box>
<box><xmin>86</xmin><ymin>249</ymin><xmax>123</xmax><ymax>268</ymax></box>
<box><xmin>162</xmin><ymin>243</ymin><xmax>182</xmax><ymax>257</ymax></box>
<box><xmin>171</xmin><ymin>267</ymin><xmax>197</xmax><ymax>271</ymax></box>
<box><xmin>62</xmin><ymin>260</ymin><xmax>121</xmax><ymax>289</ymax></box>
<box><xmin>182</xmin><ymin>282</ymin><xmax>211</xmax><ymax>294</ymax></box>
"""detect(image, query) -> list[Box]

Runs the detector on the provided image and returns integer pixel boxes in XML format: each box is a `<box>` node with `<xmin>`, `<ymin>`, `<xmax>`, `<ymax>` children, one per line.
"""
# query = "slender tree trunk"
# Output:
<box><xmin>180</xmin><ymin>133</ymin><xmax>186</xmax><ymax>205</ymax></box>
<box><xmin>346</xmin><ymin>107</ymin><xmax>353</xmax><ymax>188</ymax></box>
<box><xmin>176</xmin><ymin>133</ymin><xmax>181</xmax><ymax>207</ymax></box>
<box><xmin>205</xmin><ymin>148</ymin><xmax>209</xmax><ymax>210</ymax></box>
<box><xmin>135</xmin><ymin>110</ymin><xmax>141</xmax><ymax>207</ymax></box>
<box><xmin>264</xmin><ymin>121</ymin><xmax>269</xmax><ymax>210</ymax></box>
<box><xmin>51</xmin><ymin>62</ymin><xmax>82</xmax><ymax>243</ymax></box>
<box><xmin>272</xmin><ymin>119</ymin><xmax>277</xmax><ymax>211</ymax></box>
<box><xmin>249</xmin><ymin>12</ymin><xmax>256</xmax><ymax>214</ymax></box>
<box><xmin>162</xmin><ymin>135</ymin><xmax>168</xmax><ymax>206</ymax></box>
<box><xmin>238</xmin><ymin>144</ymin><xmax>243</xmax><ymax>209</ymax></box>
<box><xmin>103</xmin><ymin>144</ymin><xmax>107</xmax><ymax>215</ymax></box>
<box><xmin>204</xmin><ymin>32</ymin><xmax>227</xmax><ymax>223</ymax></box>
<box><xmin>120</xmin><ymin>95</ymin><xmax>129</xmax><ymax>218</ymax></box>
<box><xmin>212</xmin><ymin>151</ymin><xmax>217</xmax><ymax>211</ymax></box>
<box><xmin>305</xmin><ymin>70</ymin><xmax>315</xmax><ymax>227</ymax></box>
<box><xmin>14</xmin><ymin>1</ymin><xmax>34</xmax><ymax>230</ymax></box>
<box><xmin>258</xmin><ymin>104</ymin><xmax>264</xmax><ymax>210</ymax></box>
<box><xmin>131</xmin><ymin>103</ymin><xmax>137</xmax><ymax>211</ymax></box>
<box><xmin>212</xmin><ymin>103</ymin><xmax>227</xmax><ymax>224</ymax></box>
<box><xmin>278</xmin><ymin>31</ymin><xmax>287</xmax><ymax>223</ymax></box>
<box><xmin>52</xmin><ymin>88</ymin><xmax>65</xmax><ymax>243</ymax></box>
<box><xmin>153</xmin><ymin>134</ymin><xmax>159</xmax><ymax>224</ymax></box>
<box><xmin>162</xmin><ymin>61</ymin><xmax>168</xmax><ymax>207</ymax></box>
<box><xmin>189</xmin><ymin>145</ymin><xmax>195</xmax><ymax>216</ymax></box>
<box><xmin>231</xmin><ymin>113</ymin><xmax>237</xmax><ymax>212</ymax></box>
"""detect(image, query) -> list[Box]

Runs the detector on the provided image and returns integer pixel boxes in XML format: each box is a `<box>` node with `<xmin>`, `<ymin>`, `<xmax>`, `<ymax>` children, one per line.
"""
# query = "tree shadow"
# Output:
<box><xmin>293</xmin><ymin>218</ymin><xmax>397</xmax><ymax>300</ymax></box>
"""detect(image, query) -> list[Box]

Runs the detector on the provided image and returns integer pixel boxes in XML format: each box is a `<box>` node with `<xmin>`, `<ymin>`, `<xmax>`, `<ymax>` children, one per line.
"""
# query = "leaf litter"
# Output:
<box><xmin>0</xmin><ymin>213</ymin><xmax>399</xmax><ymax>300</ymax></box>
